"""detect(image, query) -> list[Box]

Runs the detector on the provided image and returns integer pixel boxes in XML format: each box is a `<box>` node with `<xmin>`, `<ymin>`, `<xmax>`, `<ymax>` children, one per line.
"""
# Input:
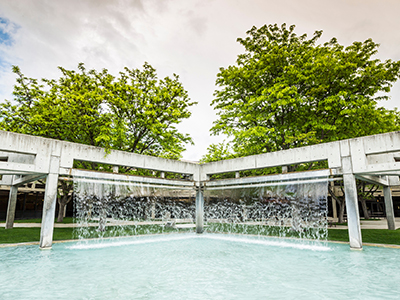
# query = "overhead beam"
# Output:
<box><xmin>0</xmin><ymin>162</ymin><xmax>37</xmax><ymax>174</ymax></box>
<box><xmin>355</xmin><ymin>175</ymin><xmax>389</xmax><ymax>186</ymax></box>
<box><xmin>12</xmin><ymin>174</ymin><xmax>47</xmax><ymax>187</ymax></box>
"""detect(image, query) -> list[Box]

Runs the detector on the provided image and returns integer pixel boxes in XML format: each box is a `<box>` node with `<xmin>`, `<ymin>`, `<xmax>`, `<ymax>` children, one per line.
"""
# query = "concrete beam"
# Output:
<box><xmin>362</xmin><ymin>131</ymin><xmax>400</xmax><ymax>155</ymax></box>
<box><xmin>0</xmin><ymin>162</ymin><xmax>36</xmax><ymax>174</ymax></box>
<box><xmin>389</xmin><ymin>176</ymin><xmax>400</xmax><ymax>186</ymax></box>
<box><xmin>355</xmin><ymin>175</ymin><xmax>389</xmax><ymax>186</ymax></box>
<box><xmin>59</xmin><ymin>142</ymin><xmax>198</xmax><ymax>176</ymax></box>
<box><xmin>59</xmin><ymin>168</ymin><xmax>194</xmax><ymax>189</ymax></box>
<box><xmin>205</xmin><ymin>169</ymin><xmax>335</xmax><ymax>188</ymax></box>
<box><xmin>0</xmin><ymin>174</ymin><xmax>12</xmax><ymax>185</ymax></box>
<box><xmin>200</xmin><ymin>142</ymin><xmax>342</xmax><ymax>179</ymax></box>
<box><xmin>12</xmin><ymin>174</ymin><xmax>47</xmax><ymax>187</ymax></box>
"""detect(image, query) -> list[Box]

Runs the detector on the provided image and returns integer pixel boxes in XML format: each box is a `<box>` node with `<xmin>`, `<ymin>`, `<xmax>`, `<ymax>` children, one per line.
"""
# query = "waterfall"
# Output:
<box><xmin>72</xmin><ymin>173</ymin><xmax>328</xmax><ymax>241</ymax></box>
<box><xmin>204</xmin><ymin>180</ymin><xmax>328</xmax><ymax>240</ymax></box>
<box><xmin>72</xmin><ymin>176</ymin><xmax>196</xmax><ymax>240</ymax></box>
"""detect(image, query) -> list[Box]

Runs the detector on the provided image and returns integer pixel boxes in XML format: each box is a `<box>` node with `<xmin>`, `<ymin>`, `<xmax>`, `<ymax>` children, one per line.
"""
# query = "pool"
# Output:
<box><xmin>1</xmin><ymin>234</ymin><xmax>400</xmax><ymax>299</ymax></box>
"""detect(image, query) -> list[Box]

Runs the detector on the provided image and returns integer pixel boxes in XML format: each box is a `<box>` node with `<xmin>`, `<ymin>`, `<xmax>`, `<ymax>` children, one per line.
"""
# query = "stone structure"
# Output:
<box><xmin>1</xmin><ymin>130</ymin><xmax>399</xmax><ymax>249</ymax></box>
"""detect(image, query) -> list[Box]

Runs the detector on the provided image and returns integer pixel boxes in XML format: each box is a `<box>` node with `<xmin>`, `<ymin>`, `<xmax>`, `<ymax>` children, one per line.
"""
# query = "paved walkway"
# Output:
<box><xmin>0</xmin><ymin>219</ymin><xmax>195</xmax><ymax>228</ymax></box>
<box><xmin>1</xmin><ymin>218</ymin><xmax>399</xmax><ymax>229</ymax></box>
<box><xmin>330</xmin><ymin>218</ymin><xmax>400</xmax><ymax>230</ymax></box>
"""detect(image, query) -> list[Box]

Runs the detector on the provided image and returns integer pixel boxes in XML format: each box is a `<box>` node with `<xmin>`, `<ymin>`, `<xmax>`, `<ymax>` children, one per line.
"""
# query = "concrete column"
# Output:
<box><xmin>151</xmin><ymin>201</ymin><xmax>156</xmax><ymax>219</ymax></box>
<box><xmin>195</xmin><ymin>185</ymin><xmax>204</xmax><ymax>234</ymax></box>
<box><xmin>161</xmin><ymin>172</ymin><xmax>165</xmax><ymax>179</ymax></box>
<box><xmin>383</xmin><ymin>186</ymin><xmax>396</xmax><ymax>230</ymax></box>
<box><xmin>235</xmin><ymin>171</ymin><xmax>240</xmax><ymax>179</ymax></box>
<box><xmin>40</xmin><ymin>155</ymin><xmax>60</xmax><ymax>249</ymax></box>
<box><xmin>5</xmin><ymin>184</ymin><xmax>18</xmax><ymax>229</ymax></box>
<box><xmin>332</xmin><ymin>198</ymin><xmax>337</xmax><ymax>219</ymax></box>
<box><xmin>330</xmin><ymin>182</ymin><xmax>337</xmax><ymax>219</ymax></box>
<box><xmin>98</xmin><ymin>205</ymin><xmax>107</xmax><ymax>232</ymax></box>
<box><xmin>343</xmin><ymin>174</ymin><xmax>362</xmax><ymax>249</ymax></box>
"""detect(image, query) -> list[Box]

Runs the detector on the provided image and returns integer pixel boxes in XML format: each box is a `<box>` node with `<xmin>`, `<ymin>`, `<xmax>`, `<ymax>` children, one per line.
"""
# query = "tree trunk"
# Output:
<box><xmin>359</xmin><ymin>198</ymin><xmax>370</xmax><ymax>219</ymax></box>
<box><xmin>56</xmin><ymin>181</ymin><xmax>73</xmax><ymax>223</ymax></box>
<box><xmin>328</xmin><ymin>185</ymin><xmax>346</xmax><ymax>223</ymax></box>
<box><xmin>57</xmin><ymin>200</ymin><xmax>65</xmax><ymax>223</ymax></box>
<box><xmin>57</xmin><ymin>195</ymin><xmax>70</xmax><ymax>223</ymax></box>
<box><xmin>338</xmin><ymin>201</ymin><xmax>346</xmax><ymax>224</ymax></box>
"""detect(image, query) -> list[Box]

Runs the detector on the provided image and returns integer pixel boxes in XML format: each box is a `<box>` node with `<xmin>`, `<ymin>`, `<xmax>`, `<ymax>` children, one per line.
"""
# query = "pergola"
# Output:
<box><xmin>1</xmin><ymin>130</ymin><xmax>399</xmax><ymax>249</ymax></box>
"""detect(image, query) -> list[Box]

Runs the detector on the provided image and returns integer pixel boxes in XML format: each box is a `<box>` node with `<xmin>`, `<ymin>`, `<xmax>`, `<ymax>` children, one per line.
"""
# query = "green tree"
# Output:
<box><xmin>210</xmin><ymin>23</ymin><xmax>400</xmax><ymax>159</ymax></box>
<box><xmin>106</xmin><ymin>62</ymin><xmax>194</xmax><ymax>159</ymax></box>
<box><xmin>0</xmin><ymin>63</ymin><xmax>196</xmax><ymax>221</ymax></box>
<box><xmin>199</xmin><ymin>142</ymin><xmax>235</xmax><ymax>163</ymax></box>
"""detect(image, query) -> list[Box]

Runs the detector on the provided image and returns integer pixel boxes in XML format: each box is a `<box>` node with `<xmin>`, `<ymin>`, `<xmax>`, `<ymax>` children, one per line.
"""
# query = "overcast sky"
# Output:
<box><xmin>0</xmin><ymin>0</ymin><xmax>399</xmax><ymax>161</ymax></box>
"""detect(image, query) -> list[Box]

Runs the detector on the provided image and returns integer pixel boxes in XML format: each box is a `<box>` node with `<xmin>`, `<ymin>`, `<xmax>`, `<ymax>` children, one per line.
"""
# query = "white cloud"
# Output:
<box><xmin>0</xmin><ymin>0</ymin><xmax>399</xmax><ymax>160</ymax></box>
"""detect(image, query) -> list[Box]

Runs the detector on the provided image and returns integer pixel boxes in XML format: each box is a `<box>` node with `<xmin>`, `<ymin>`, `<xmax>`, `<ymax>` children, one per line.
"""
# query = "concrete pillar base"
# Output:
<box><xmin>5</xmin><ymin>184</ymin><xmax>18</xmax><ymax>229</ymax></box>
<box><xmin>39</xmin><ymin>156</ymin><xmax>60</xmax><ymax>249</ymax></box>
<box><xmin>383</xmin><ymin>186</ymin><xmax>396</xmax><ymax>230</ymax></box>
<box><xmin>343</xmin><ymin>174</ymin><xmax>362</xmax><ymax>250</ymax></box>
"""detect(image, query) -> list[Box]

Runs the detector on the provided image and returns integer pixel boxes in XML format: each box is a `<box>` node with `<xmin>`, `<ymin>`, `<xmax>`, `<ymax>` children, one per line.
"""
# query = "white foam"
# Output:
<box><xmin>68</xmin><ymin>235</ymin><xmax>196</xmax><ymax>250</ymax></box>
<box><xmin>68</xmin><ymin>234</ymin><xmax>331</xmax><ymax>251</ymax></box>
<box><xmin>201</xmin><ymin>235</ymin><xmax>332</xmax><ymax>251</ymax></box>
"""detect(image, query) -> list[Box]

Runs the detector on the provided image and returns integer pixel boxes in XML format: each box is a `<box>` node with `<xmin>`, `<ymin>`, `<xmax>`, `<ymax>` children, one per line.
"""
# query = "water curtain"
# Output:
<box><xmin>72</xmin><ymin>175</ymin><xmax>329</xmax><ymax>241</ymax></box>
<box><xmin>73</xmin><ymin>176</ymin><xmax>196</xmax><ymax>239</ymax></box>
<box><xmin>204</xmin><ymin>179</ymin><xmax>329</xmax><ymax>240</ymax></box>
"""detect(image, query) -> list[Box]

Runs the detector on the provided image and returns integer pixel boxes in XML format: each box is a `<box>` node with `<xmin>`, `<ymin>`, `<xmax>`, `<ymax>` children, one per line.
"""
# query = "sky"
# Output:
<box><xmin>0</xmin><ymin>0</ymin><xmax>399</xmax><ymax>161</ymax></box>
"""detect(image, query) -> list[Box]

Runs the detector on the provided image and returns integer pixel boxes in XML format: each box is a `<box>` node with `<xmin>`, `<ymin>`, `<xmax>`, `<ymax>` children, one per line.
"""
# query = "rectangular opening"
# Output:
<box><xmin>73</xmin><ymin>160</ymin><xmax>192</xmax><ymax>181</ymax></box>
<box><xmin>208</xmin><ymin>160</ymin><xmax>329</xmax><ymax>181</ymax></box>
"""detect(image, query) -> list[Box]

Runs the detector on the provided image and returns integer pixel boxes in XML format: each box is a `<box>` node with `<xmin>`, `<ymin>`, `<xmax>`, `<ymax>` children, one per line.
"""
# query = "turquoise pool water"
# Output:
<box><xmin>1</xmin><ymin>234</ymin><xmax>399</xmax><ymax>299</ymax></box>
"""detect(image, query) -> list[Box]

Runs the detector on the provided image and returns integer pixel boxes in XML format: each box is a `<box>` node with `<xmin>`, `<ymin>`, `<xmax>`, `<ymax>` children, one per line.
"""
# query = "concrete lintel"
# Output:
<box><xmin>12</xmin><ymin>174</ymin><xmax>47</xmax><ymax>187</ymax></box>
<box><xmin>205</xmin><ymin>169</ymin><xmax>335</xmax><ymax>187</ymax></box>
<box><xmin>59</xmin><ymin>143</ymin><xmax>198</xmax><ymax>176</ymax></box>
<box><xmin>356</xmin><ymin>171</ymin><xmax>400</xmax><ymax>177</ymax></box>
<box><xmin>363</xmin><ymin>131</ymin><xmax>400</xmax><ymax>155</ymax></box>
<box><xmin>0</xmin><ymin>162</ymin><xmax>36</xmax><ymax>174</ymax></box>
<box><xmin>0</xmin><ymin>175</ymin><xmax>12</xmax><ymax>185</ymax></box>
<box><xmin>355</xmin><ymin>175</ymin><xmax>389</xmax><ymax>186</ymax></box>
<box><xmin>59</xmin><ymin>168</ymin><xmax>194</xmax><ymax>188</ymax></box>
<box><xmin>199</xmin><ymin>139</ymin><xmax>364</xmax><ymax>177</ymax></box>
<box><xmin>358</xmin><ymin>162</ymin><xmax>400</xmax><ymax>174</ymax></box>
<box><xmin>388</xmin><ymin>176</ymin><xmax>400</xmax><ymax>186</ymax></box>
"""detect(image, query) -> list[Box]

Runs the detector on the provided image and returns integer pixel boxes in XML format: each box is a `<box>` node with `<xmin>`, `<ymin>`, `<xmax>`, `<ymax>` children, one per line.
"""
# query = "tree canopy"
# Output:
<box><xmin>0</xmin><ymin>63</ymin><xmax>196</xmax><ymax>159</ymax></box>
<box><xmin>0</xmin><ymin>63</ymin><xmax>196</xmax><ymax>221</ymax></box>
<box><xmin>206</xmin><ymin>23</ymin><xmax>400</xmax><ymax>160</ymax></box>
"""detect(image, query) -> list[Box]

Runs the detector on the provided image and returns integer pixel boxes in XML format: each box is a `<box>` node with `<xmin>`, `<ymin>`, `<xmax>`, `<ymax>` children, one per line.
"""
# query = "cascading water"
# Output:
<box><xmin>72</xmin><ymin>176</ymin><xmax>196</xmax><ymax>240</ymax></box>
<box><xmin>72</xmin><ymin>173</ymin><xmax>329</xmax><ymax>242</ymax></box>
<box><xmin>204</xmin><ymin>180</ymin><xmax>328</xmax><ymax>240</ymax></box>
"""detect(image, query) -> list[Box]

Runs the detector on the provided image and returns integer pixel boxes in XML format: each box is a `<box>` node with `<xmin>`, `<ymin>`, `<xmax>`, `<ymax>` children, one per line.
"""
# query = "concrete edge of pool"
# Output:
<box><xmin>1</xmin><ymin>233</ymin><xmax>400</xmax><ymax>249</ymax></box>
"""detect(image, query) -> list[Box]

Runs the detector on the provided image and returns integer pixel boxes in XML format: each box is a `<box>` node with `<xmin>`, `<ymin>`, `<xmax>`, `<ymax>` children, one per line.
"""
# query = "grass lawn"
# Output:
<box><xmin>0</xmin><ymin>225</ymin><xmax>186</xmax><ymax>244</ymax></box>
<box><xmin>0</xmin><ymin>228</ymin><xmax>74</xmax><ymax>244</ymax></box>
<box><xmin>1</xmin><ymin>217</ymin><xmax>75</xmax><ymax>224</ymax></box>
